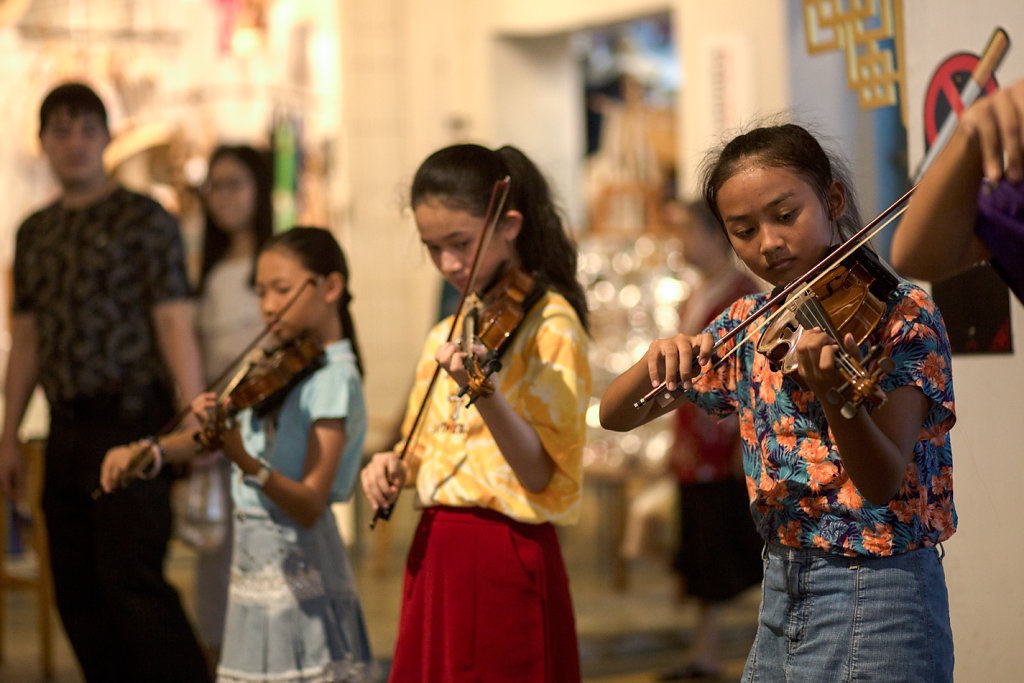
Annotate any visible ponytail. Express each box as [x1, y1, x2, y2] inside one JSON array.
[[337, 286, 364, 379]]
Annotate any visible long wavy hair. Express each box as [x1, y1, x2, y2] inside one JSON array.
[[410, 143, 589, 332]]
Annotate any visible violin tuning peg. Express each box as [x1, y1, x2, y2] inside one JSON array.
[[864, 344, 884, 361], [826, 384, 849, 407], [840, 401, 859, 419]]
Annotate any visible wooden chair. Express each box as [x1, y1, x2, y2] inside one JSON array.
[[0, 439, 54, 678]]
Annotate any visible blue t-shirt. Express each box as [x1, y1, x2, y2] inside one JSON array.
[[233, 339, 367, 510], [683, 282, 957, 557]]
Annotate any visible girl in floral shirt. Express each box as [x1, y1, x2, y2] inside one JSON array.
[[601, 124, 956, 681]]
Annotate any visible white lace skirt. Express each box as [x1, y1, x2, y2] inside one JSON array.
[[216, 507, 376, 683]]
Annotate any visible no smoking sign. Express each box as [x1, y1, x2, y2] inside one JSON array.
[[922, 52, 1000, 151]]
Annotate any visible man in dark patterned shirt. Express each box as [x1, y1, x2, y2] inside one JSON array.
[[0, 83, 210, 681]]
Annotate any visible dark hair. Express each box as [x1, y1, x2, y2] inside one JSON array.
[[39, 82, 108, 134], [410, 143, 589, 332], [699, 123, 863, 242], [663, 196, 724, 241], [196, 145, 274, 295], [261, 226, 364, 378], [682, 199, 720, 237]]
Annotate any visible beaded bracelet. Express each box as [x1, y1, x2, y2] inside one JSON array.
[[137, 437, 165, 480]]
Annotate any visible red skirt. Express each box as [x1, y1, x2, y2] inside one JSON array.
[[389, 506, 581, 682]]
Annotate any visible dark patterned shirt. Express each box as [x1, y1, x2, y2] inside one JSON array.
[[683, 282, 957, 557], [13, 186, 190, 411]]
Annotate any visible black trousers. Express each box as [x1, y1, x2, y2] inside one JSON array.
[[42, 390, 209, 683]]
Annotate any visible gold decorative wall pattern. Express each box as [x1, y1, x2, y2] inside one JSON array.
[[802, 0, 907, 124]]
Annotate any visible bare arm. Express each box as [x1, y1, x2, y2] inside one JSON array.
[[796, 331, 929, 505], [152, 299, 204, 423], [599, 332, 715, 432], [0, 314, 40, 499], [436, 342, 555, 492], [890, 128, 991, 279], [232, 418, 347, 528], [184, 388, 348, 528], [100, 428, 205, 492], [892, 79, 1024, 280]]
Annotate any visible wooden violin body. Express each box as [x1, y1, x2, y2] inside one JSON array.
[[756, 247, 898, 417], [634, 186, 916, 414], [474, 266, 536, 353], [197, 332, 324, 450], [459, 266, 538, 403]]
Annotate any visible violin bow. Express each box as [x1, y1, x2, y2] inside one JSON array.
[[634, 184, 917, 409], [92, 277, 318, 498], [370, 176, 511, 528]]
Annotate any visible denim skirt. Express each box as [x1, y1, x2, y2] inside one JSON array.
[[217, 508, 376, 683], [743, 543, 953, 682]]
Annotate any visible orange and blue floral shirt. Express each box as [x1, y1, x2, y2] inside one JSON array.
[[684, 281, 956, 557]]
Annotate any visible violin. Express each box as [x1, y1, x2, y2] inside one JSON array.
[[98, 333, 324, 493], [92, 278, 321, 498], [459, 265, 538, 403], [196, 332, 325, 450], [633, 185, 916, 415], [755, 247, 898, 418]]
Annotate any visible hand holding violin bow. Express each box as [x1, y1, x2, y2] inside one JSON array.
[[620, 184, 913, 418], [363, 177, 513, 528], [95, 281, 322, 497]]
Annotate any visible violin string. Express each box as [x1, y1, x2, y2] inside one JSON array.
[[795, 298, 863, 379], [801, 300, 857, 374], [716, 202, 909, 374], [635, 195, 911, 409], [372, 178, 511, 529]]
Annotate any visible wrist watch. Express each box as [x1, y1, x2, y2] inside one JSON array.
[[242, 459, 273, 489]]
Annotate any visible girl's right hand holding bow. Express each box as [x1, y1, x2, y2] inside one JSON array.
[[99, 391, 225, 494], [600, 331, 715, 433], [361, 451, 408, 512], [643, 332, 716, 392], [99, 440, 160, 493]]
